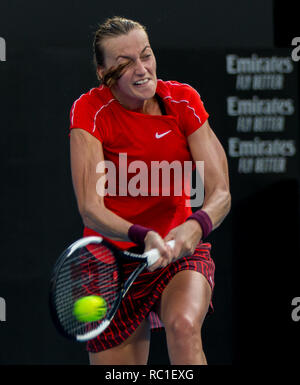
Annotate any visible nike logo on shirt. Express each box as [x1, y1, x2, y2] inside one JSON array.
[[155, 130, 171, 139]]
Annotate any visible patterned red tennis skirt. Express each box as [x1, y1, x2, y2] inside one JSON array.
[[86, 242, 215, 353]]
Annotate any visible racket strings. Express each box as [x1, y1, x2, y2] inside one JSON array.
[[53, 244, 121, 336], [63, 242, 143, 263], [61, 243, 117, 262]]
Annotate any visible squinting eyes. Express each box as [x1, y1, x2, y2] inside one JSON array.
[[118, 54, 152, 64]]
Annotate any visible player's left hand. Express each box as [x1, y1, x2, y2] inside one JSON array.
[[164, 220, 203, 262]]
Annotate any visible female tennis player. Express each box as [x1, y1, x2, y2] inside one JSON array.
[[69, 16, 231, 365]]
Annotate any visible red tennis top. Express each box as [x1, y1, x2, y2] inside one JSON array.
[[69, 79, 209, 249]]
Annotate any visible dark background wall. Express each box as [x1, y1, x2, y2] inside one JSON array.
[[0, 0, 299, 366], [0, 0, 273, 49]]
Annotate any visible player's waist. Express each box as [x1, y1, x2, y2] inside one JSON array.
[[83, 201, 192, 250]]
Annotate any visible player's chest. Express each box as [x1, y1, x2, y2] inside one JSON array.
[[102, 111, 191, 164]]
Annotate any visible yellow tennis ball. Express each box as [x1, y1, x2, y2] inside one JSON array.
[[73, 295, 107, 323]]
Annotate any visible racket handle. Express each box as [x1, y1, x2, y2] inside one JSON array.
[[145, 240, 175, 266]]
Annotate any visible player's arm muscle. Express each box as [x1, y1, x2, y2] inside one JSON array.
[[187, 120, 231, 230], [70, 129, 132, 241]]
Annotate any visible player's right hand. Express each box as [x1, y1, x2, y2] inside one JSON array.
[[144, 231, 173, 271]]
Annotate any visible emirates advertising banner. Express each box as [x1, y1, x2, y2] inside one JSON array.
[[224, 49, 299, 200]]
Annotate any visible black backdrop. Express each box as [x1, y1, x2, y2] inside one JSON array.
[[0, 0, 299, 366]]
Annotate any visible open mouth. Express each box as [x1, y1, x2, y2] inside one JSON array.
[[133, 78, 150, 86]]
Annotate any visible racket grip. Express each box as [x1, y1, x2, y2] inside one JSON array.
[[145, 240, 175, 266]]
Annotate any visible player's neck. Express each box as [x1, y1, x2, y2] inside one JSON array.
[[133, 98, 161, 115], [111, 88, 161, 115]]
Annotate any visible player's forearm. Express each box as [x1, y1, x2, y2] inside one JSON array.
[[80, 201, 133, 241], [201, 187, 231, 230]]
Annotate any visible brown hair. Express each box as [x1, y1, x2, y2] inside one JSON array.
[[93, 16, 148, 87]]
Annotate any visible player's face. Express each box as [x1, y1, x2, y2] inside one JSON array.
[[100, 28, 157, 110]]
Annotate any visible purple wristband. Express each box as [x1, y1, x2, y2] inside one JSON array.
[[186, 210, 213, 239], [128, 224, 153, 246]]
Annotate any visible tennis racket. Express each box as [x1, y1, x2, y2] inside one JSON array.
[[49, 236, 175, 342]]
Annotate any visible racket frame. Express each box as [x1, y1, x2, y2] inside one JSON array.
[[49, 236, 173, 342]]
